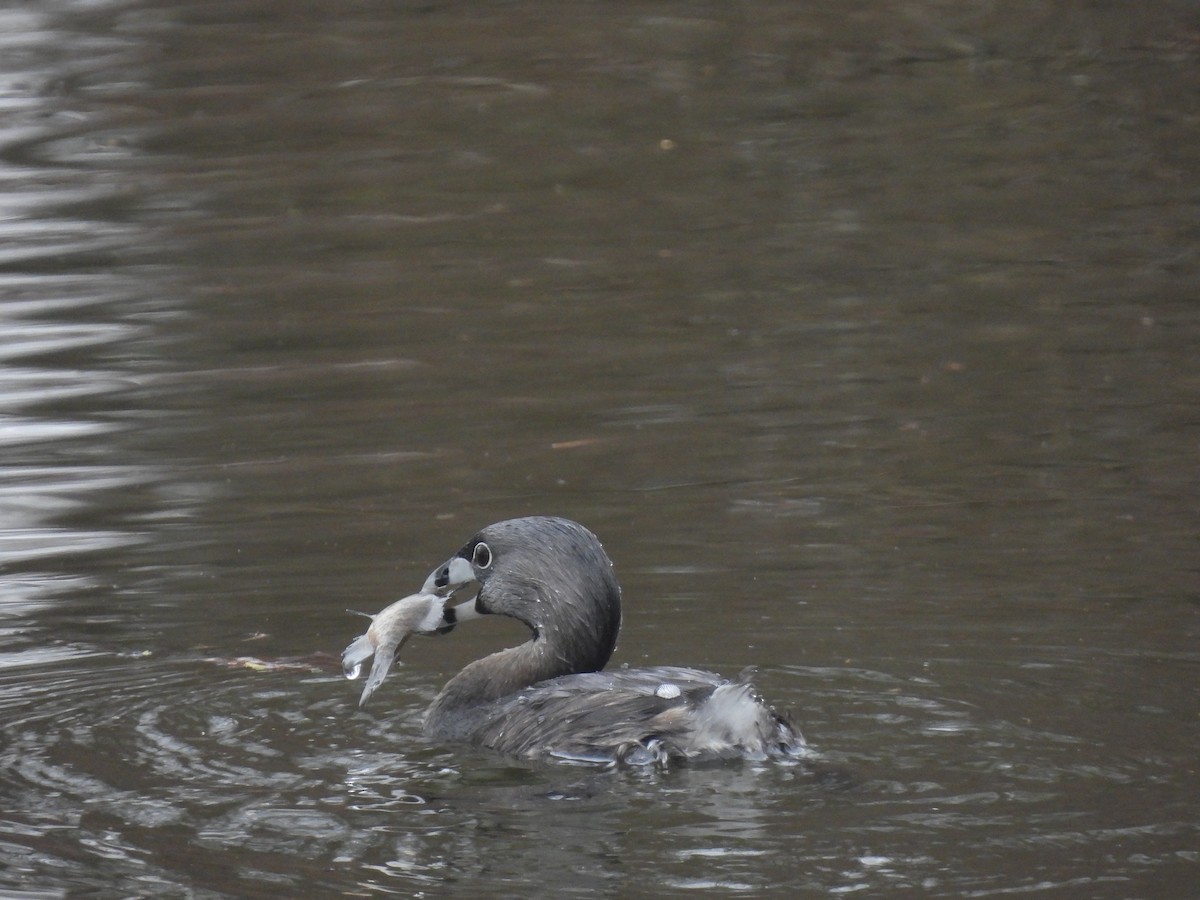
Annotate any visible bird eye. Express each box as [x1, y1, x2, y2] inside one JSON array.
[[472, 541, 492, 569]]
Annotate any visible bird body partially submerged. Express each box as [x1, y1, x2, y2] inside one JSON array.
[[343, 516, 808, 766], [425, 665, 804, 766]]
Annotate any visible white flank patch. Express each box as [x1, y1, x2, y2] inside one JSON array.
[[688, 682, 766, 754]]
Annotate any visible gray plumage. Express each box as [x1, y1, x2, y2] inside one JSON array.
[[430, 665, 804, 766], [351, 516, 807, 766]]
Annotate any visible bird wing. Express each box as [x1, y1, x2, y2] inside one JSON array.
[[460, 666, 733, 762]]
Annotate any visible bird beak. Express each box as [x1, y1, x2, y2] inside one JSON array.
[[422, 556, 475, 595], [422, 556, 484, 628]]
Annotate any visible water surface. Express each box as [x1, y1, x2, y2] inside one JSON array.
[[1, 1, 1197, 896]]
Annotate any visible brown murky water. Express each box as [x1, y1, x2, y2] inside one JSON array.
[[1, 1, 1198, 896]]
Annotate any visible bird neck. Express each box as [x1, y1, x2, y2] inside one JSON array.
[[425, 578, 621, 739], [425, 637, 565, 735]]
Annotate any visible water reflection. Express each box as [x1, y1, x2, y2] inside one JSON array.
[[0, 25, 184, 874], [0, 281, 167, 667], [0, 0, 163, 611]]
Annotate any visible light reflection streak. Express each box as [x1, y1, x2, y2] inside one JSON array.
[[0, 6, 168, 623]]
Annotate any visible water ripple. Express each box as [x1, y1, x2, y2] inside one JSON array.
[[0, 651, 458, 893]]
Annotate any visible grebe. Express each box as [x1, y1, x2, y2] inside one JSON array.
[[343, 516, 807, 766]]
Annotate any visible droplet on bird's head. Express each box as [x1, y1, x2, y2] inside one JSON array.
[[655, 683, 681, 700]]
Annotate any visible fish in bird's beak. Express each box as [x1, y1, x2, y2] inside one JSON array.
[[344, 549, 491, 708], [343, 569, 486, 707], [342, 592, 447, 707]]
